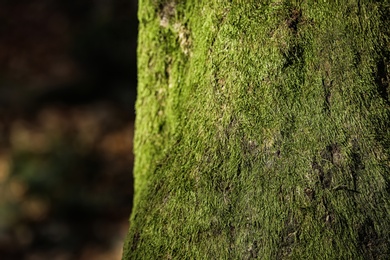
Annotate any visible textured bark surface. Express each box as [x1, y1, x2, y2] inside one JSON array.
[[123, 0, 390, 259]]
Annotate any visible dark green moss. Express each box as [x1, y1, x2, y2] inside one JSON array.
[[123, 1, 390, 259]]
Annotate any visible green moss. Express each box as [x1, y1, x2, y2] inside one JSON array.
[[123, 0, 390, 259]]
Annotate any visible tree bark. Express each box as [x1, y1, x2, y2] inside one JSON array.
[[123, 0, 390, 259]]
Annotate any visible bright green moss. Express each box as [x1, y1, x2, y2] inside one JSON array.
[[123, 0, 390, 259]]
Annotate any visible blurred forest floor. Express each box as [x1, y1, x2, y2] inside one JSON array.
[[0, 0, 138, 259]]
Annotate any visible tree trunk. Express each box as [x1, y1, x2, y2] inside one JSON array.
[[123, 1, 389, 259]]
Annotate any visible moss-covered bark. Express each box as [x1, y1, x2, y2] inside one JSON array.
[[123, 0, 390, 259]]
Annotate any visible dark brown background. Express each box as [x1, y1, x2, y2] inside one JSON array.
[[0, 0, 138, 259]]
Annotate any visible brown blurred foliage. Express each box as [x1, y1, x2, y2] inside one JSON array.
[[0, 0, 137, 259]]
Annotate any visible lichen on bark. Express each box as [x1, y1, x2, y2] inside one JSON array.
[[123, 1, 390, 259]]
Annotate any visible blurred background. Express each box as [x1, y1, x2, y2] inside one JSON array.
[[0, 0, 138, 259]]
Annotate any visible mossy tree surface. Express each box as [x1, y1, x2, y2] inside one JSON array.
[[123, 0, 390, 259]]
